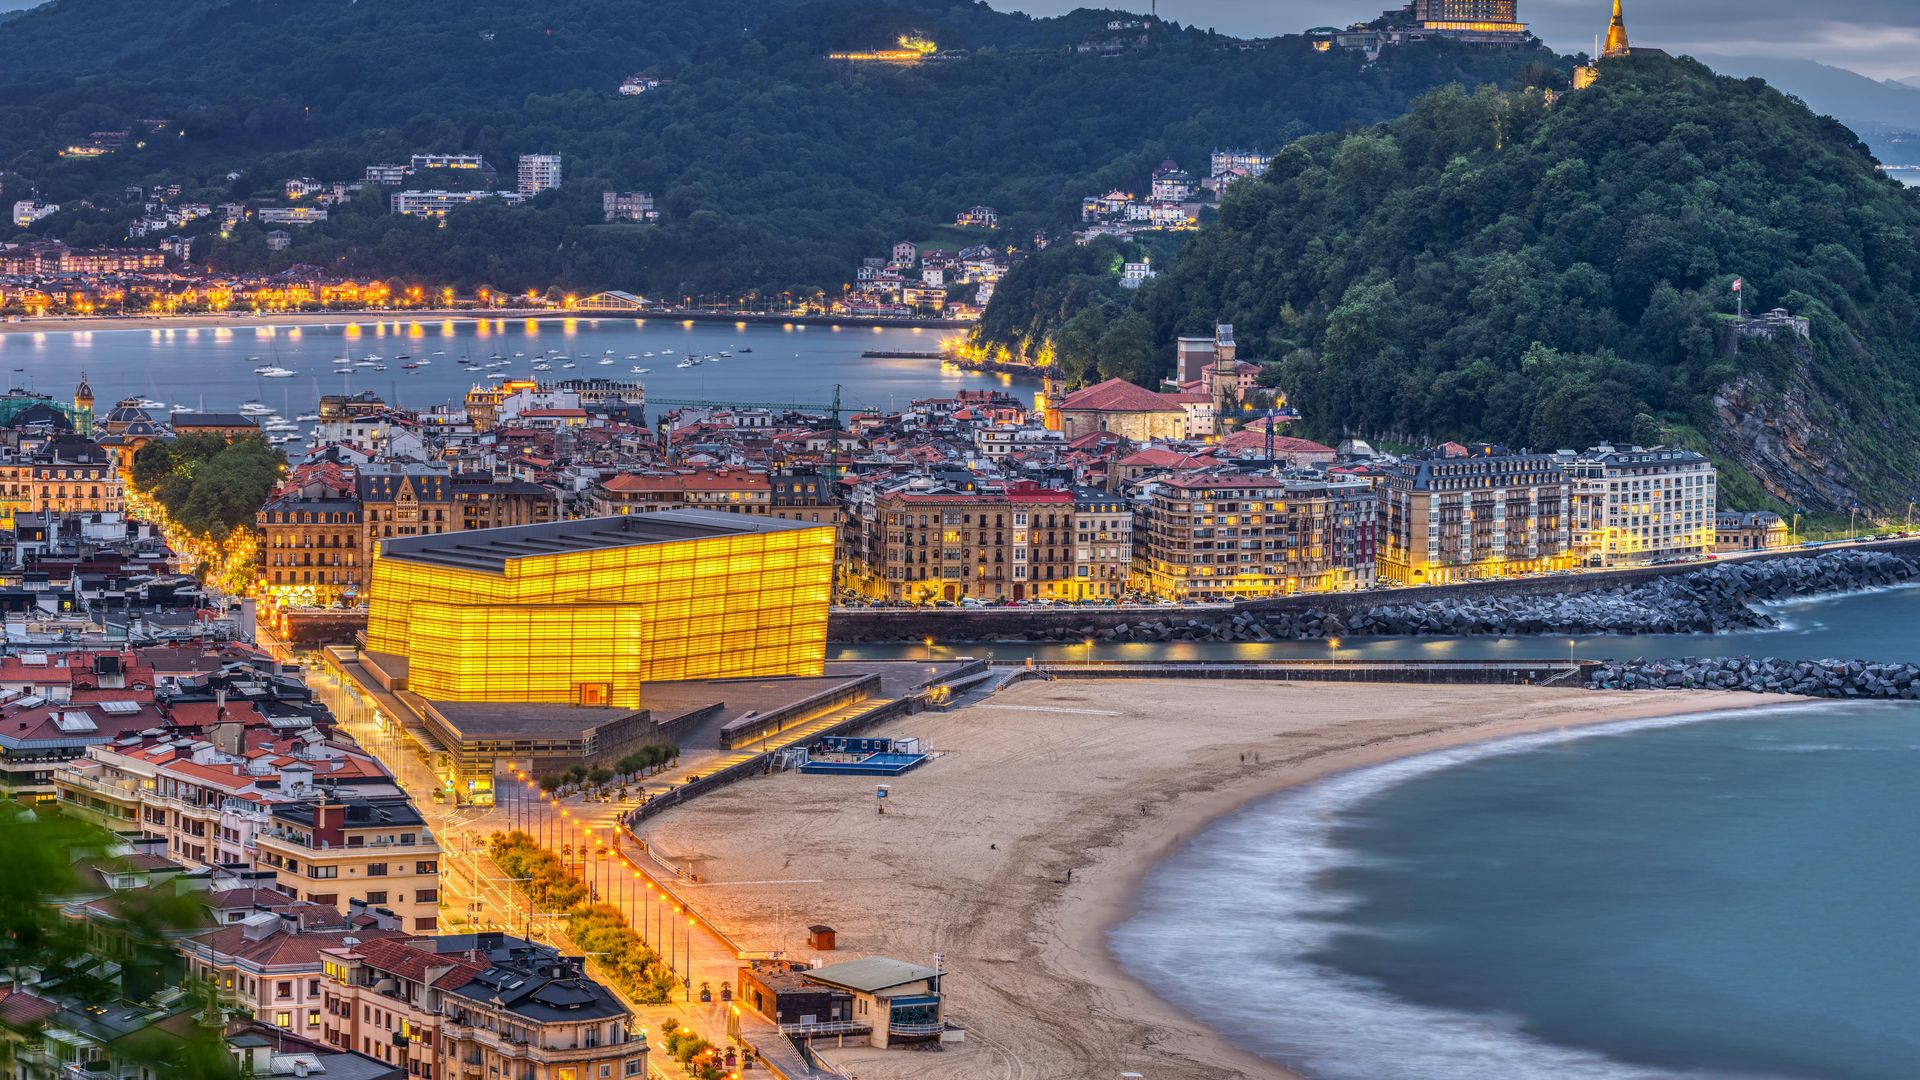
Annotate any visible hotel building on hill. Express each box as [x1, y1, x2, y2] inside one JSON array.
[[362, 511, 834, 707]]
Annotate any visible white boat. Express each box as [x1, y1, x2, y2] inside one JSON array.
[[676, 359, 695, 369], [332, 357, 354, 365], [258, 366, 296, 378], [239, 402, 274, 415], [560, 361, 577, 369], [268, 433, 298, 444], [136, 398, 165, 409], [294, 413, 320, 422], [598, 359, 614, 365], [642, 352, 654, 357], [630, 367, 650, 374], [416, 358, 431, 365], [264, 421, 299, 432]]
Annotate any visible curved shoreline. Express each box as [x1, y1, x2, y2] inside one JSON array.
[[1060, 690, 1802, 1080], [636, 683, 1802, 1079]]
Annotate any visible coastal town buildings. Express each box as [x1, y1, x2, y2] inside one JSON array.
[[1562, 444, 1717, 567], [320, 934, 643, 1080], [1379, 444, 1575, 585], [1716, 510, 1789, 552], [1134, 471, 1378, 599]]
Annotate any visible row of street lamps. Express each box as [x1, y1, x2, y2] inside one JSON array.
[[499, 766, 699, 1002]]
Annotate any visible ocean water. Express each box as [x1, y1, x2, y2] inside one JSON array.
[[1114, 702, 1920, 1079], [0, 316, 1033, 419]]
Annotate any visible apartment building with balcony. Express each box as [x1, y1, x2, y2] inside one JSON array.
[[842, 477, 1059, 604], [1133, 471, 1377, 599], [181, 902, 413, 1035], [1068, 487, 1133, 600], [261, 496, 364, 605], [1559, 445, 1718, 567], [255, 799, 441, 932], [320, 934, 644, 1080], [1379, 444, 1574, 585]]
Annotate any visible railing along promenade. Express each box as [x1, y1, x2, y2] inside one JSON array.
[[1003, 657, 1596, 686]]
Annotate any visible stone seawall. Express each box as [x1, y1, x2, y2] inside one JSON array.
[[830, 545, 1920, 644], [1591, 656, 1920, 699]]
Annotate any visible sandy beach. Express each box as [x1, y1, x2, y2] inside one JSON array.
[[639, 679, 1778, 1080]]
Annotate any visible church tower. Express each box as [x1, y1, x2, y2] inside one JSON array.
[[73, 371, 94, 435], [1602, 0, 1630, 58]]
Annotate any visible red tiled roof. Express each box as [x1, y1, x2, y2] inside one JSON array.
[[190, 918, 410, 969], [1218, 431, 1335, 455], [0, 991, 60, 1027], [1117, 448, 1216, 470], [1056, 378, 1183, 414], [349, 937, 488, 988]]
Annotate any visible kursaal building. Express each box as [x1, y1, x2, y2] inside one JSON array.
[[363, 511, 834, 707]]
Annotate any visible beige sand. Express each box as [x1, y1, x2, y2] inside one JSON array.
[[641, 680, 1781, 1080]]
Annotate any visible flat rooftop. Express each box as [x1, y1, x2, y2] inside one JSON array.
[[377, 509, 825, 573]]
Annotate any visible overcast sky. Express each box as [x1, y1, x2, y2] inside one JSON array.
[[1008, 0, 1920, 80]]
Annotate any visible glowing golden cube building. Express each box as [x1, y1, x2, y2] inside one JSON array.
[[362, 511, 834, 707]]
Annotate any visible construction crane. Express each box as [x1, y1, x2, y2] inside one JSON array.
[[1212, 404, 1300, 465], [642, 383, 881, 481]]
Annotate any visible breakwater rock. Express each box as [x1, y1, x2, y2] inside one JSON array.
[[1026, 550, 1917, 645], [1590, 656, 1920, 698]]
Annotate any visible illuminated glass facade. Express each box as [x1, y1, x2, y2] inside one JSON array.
[[363, 512, 834, 706]]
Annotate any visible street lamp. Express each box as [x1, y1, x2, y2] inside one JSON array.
[[1083, 638, 1094, 666], [923, 636, 934, 662], [685, 916, 697, 1002]]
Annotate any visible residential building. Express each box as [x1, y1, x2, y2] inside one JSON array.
[[1134, 471, 1377, 599], [1069, 487, 1134, 600], [260, 496, 364, 605], [320, 935, 644, 1080], [266, 230, 291, 252], [258, 207, 330, 226], [389, 190, 527, 217], [601, 191, 658, 223], [1379, 444, 1574, 585], [954, 205, 998, 228], [12, 199, 58, 227], [181, 903, 412, 1034], [364, 163, 410, 186], [255, 799, 441, 932], [1716, 510, 1789, 553], [517, 153, 562, 196], [409, 154, 485, 171], [1562, 445, 1717, 567]]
